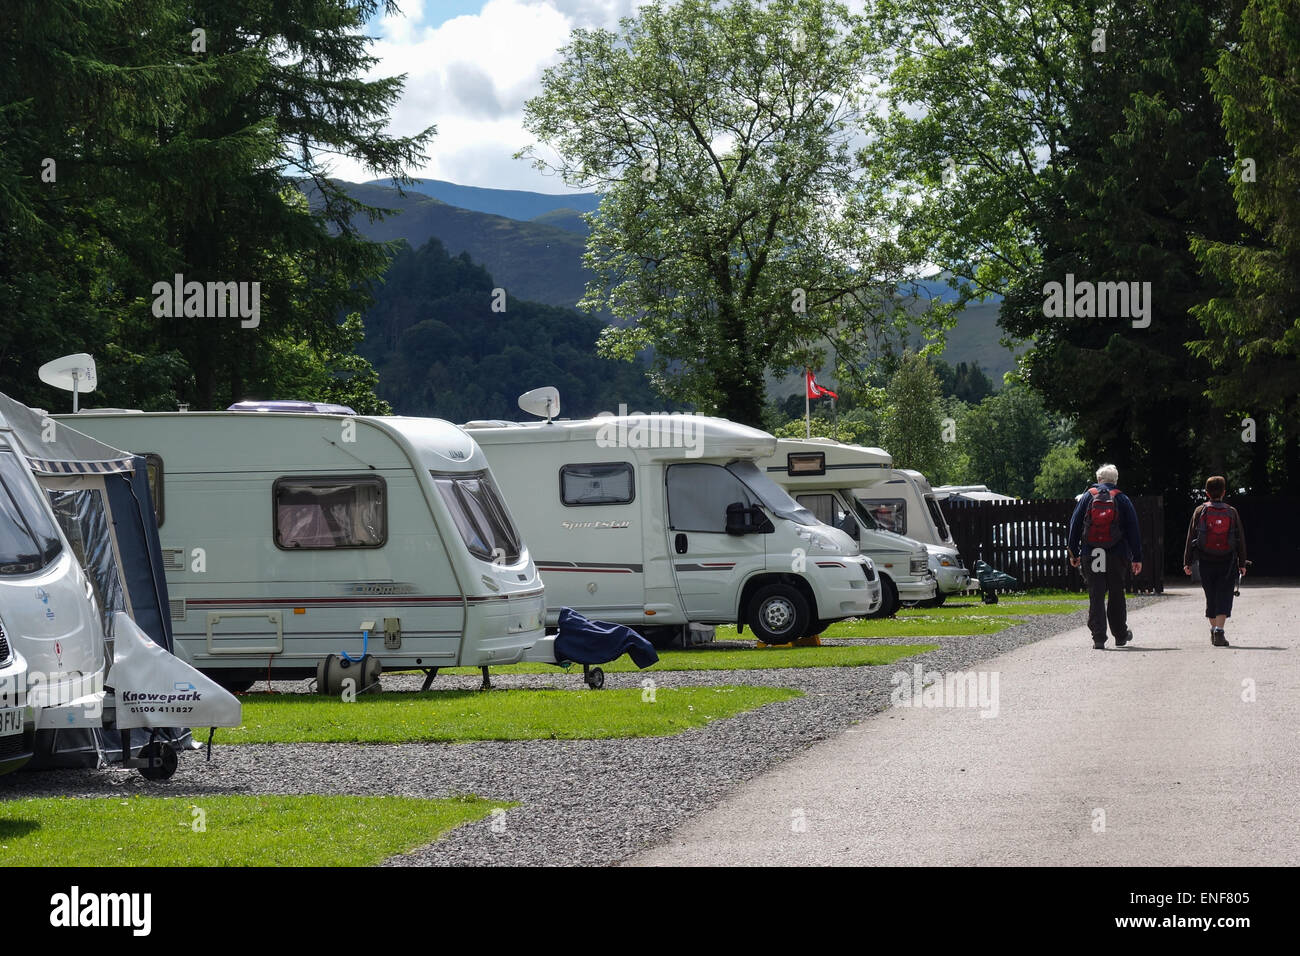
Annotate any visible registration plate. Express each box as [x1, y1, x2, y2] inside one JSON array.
[[0, 708, 23, 737]]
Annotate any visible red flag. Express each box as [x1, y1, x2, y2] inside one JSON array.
[[806, 370, 838, 400]]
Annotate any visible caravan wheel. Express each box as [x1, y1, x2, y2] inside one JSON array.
[[137, 741, 178, 781], [747, 584, 809, 644], [866, 576, 899, 619]]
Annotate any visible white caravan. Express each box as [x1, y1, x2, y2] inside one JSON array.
[[62, 410, 548, 689], [758, 439, 936, 616], [2, 392, 240, 778], [932, 484, 1016, 502], [854, 469, 970, 602], [463, 403, 882, 645]]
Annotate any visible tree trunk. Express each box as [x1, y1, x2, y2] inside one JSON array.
[[712, 298, 766, 427]]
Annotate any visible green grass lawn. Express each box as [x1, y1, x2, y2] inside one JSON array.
[[1003, 589, 1089, 600], [902, 601, 1084, 617], [0, 794, 503, 866], [426, 642, 934, 675], [206, 686, 801, 744], [817, 617, 1011, 637]]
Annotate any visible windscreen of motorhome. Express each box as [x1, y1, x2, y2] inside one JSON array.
[[432, 472, 521, 563], [925, 495, 952, 542], [727, 461, 818, 525], [0, 445, 63, 574], [859, 498, 905, 535], [667, 461, 818, 532], [274, 476, 386, 549]]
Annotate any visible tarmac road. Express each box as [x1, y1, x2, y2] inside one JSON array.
[[630, 584, 1300, 866]]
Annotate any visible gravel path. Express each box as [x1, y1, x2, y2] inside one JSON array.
[[0, 598, 1157, 865]]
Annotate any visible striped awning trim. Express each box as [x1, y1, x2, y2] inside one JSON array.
[[23, 455, 136, 476]]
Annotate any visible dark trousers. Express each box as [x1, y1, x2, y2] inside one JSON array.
[[1082, 544, 1128, 640], [1198, 556, 1237, 619]]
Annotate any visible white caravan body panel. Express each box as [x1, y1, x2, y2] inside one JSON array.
[[465, 415, 881, 636], [61, 411, 545, 675], [760, 439, 936, 603], [853, 469, 970, 594]]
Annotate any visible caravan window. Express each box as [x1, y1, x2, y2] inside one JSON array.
[[560, 462, 634, 506], [274, 476, 386, 549], [143, 453, 164, 527], [0, 446, 62, 574], [433, 471, 522, 564]]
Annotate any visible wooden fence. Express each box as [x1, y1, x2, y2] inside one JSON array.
[[942, 495, 1165, 593]]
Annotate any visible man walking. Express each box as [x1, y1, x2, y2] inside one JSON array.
[[1068, 464, 1143, 649]]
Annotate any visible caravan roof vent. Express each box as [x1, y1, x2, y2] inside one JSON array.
[[227, 400, 357, 415]]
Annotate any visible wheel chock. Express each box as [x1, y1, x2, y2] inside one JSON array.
[[755, 635, 822, 648]]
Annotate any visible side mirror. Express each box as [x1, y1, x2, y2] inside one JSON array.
[[725, 502, 772, 535]]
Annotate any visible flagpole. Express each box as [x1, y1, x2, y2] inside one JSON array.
[[804, 367, 811, 438]]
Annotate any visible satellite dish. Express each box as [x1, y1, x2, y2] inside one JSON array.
[[38, 353, 97, 412], [518, 386, 560, 423]]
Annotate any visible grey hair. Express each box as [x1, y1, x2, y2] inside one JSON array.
[[1096, 463, 1119, 484]]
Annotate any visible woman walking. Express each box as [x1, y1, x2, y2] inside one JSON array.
[[1182, 476, 1248, 647]]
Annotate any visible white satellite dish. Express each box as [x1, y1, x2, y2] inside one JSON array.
[[38, 353, 97, 412], [518, 386, 560, 423]]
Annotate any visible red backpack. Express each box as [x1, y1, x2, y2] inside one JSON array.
[[1083, 486, 1123, 547], [1196, 501, 1235, 557]]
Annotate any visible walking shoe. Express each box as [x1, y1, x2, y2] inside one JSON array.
[[1116, 628, 1132, 647], [1093, 638, 1106, 649], [1212, 627, 1230, 647]]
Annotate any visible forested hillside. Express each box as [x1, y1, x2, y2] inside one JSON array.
[[359, 238, 658, 421], [329, 182, 592, 309]]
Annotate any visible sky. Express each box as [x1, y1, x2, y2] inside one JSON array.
[[337, 0, 644, 193]]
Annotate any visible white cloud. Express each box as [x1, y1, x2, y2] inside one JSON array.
[[329, 0, 637, 191]]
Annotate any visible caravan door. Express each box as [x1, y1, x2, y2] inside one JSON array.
[[664, 462, 765, 621]]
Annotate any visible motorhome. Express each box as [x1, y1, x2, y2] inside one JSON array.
[[2, 391, 239, 777], [854, 469, 970, 602], [932, 484, 1016, 503], [758, 439, 936, 617], [62, 409, 549, 690], [463, 396, 882, 646]]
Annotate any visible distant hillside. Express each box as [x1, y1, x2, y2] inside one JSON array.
[[333, 181, 1020, 396], [530, 208, 590, 235], [364, 177, 601, 221], [359, 237, 658, 422], [334, 181, 592, 310], [767, 281, 1023, 399], [906, 280, 1023, 384]]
